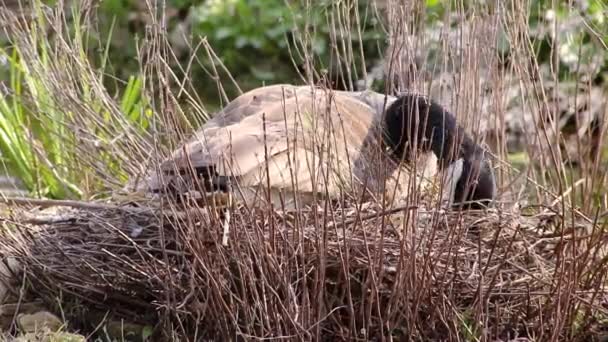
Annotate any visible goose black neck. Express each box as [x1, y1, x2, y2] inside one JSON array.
[[383, 93, 497, 209], [383, 93, 479, 167]]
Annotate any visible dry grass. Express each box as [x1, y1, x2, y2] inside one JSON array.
[[0, 0, 608, 341], [1, 197, 607, 340]]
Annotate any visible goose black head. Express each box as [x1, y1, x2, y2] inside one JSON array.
[[382, 93, 496, 209]]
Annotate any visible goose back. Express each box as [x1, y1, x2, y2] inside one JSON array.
[[137, 84, 438, 208]]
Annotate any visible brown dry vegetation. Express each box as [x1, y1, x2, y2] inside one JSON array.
[[0, 0, 607, 341]]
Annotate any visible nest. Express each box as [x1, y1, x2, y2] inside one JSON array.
[[1, 198, 607, 341]]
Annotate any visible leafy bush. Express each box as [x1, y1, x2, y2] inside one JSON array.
[[189, 0, 386, 97], [192, 0, 300, 80]]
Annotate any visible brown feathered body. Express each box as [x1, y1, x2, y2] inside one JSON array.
[[135, 84, 438, 208]]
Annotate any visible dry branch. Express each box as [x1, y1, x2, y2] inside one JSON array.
[[1, 199, 606, 340]]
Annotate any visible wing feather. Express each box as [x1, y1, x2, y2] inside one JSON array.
[[134, 84, 431, 206]]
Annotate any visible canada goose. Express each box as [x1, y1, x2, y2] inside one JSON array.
[[135, 84, 495, 210], [383, 93, 496, 209]]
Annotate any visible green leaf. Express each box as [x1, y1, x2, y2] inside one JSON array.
[[141, 325, 154, 340], [426, 0, 440, 7]]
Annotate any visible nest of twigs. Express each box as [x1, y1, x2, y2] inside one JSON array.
[[1, 198, 608, 341]]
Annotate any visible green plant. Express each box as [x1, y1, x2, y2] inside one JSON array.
[[0, 2, 153, 199], [525, 0, 608, 83], [0, 43, 82, 199], [189, 0, 386, 93]]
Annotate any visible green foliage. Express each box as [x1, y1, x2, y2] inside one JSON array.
[[191, 0, 300, 83], [121, 75, 153, 133], [99, 0, 131, 20], [415, 0, 608, 83], [456, 309, 482, 342], [141, 325, 154, 340], [169, 0, 385, 102], [0, 3, 152, 199], [73, 0, 386, 102], [0, 45, 82, 199], [194, 0, 294, 54], [518, 0, 607, 82]]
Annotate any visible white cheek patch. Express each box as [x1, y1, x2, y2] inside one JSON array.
[[441, 158, 464, 206], [416, 151, 439, 181]]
